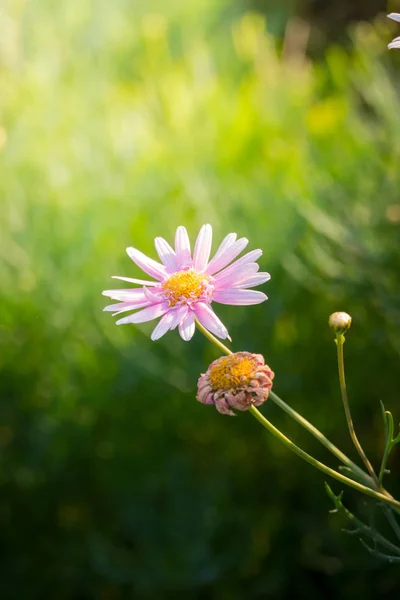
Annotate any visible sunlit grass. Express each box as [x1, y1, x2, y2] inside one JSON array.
[[1, 1, 400, 595]]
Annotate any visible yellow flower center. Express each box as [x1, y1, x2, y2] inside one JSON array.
[[162, 270, 210, 306], [208, 354, 257, 391]]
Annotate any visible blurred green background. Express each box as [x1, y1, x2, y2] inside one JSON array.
[[1, 0, 400, 598]]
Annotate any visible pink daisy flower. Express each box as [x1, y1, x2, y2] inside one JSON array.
[[388, 13, 400, 49], [102, 224, 270, 342]]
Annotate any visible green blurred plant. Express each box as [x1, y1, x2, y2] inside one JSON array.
[[326, 315, 400, 560], [195, 313, 400, 562], [326, 485, 400, 564], [1, 0, 400, 596], [379, 402, 400, 488]]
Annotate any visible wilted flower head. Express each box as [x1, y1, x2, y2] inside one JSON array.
[[388, 13, 400, 49], [197, 352, 274, 416], [103, 225, 270, 342]]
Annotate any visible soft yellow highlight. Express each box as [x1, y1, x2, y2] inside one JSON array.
[[162, 270, 209, 306], [208, 355, 257, 391]]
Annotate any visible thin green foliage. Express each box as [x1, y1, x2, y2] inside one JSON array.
[[379, 401, 400, 486], [0, 1, 400, 596]]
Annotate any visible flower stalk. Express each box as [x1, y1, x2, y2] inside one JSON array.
[[196, 321, 400, 512], [268, 390, 374, 488], [248, 405, 400, 510], [195, 317, 233, 355], [335, 332, 379, 487]]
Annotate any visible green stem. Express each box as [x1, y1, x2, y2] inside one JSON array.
[[194, 321, 400, 510], [269, 390, 374, 488], [360, 544, 400, 563], [379, 442, 392, 488], [382, 505, 400, 542], [248, 405, 400, 511], [326, 484, 400, 556], [336, 335, 379, 486], [195, 318, 233, 355], [195, 319, 370, 483]]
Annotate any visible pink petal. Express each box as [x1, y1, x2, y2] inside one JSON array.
[[116, 302, 169, 325], [126, 247, 167, 281], [213, 232, 237, 253], [154, 237, 178, 271], [197, 385, 213, 404], [214, 263, 259, 289], [194, 302, 229, 340], [236, 272, 271, 289], [170, 305, 188, 329], [389, 37, 400, 49], [112, 303, 150, 316], [102, 289, 148, 301], [205, 237, 248, 275], [203, 393, 215, 405], [178, 310, 195, 341], [103, 300, 150, 314], [214, 249, 262, 281], [213, 289, 267, 305], [151, 310, 176, 341], [174, 226, 191, 267], [215, 397, 236, 416], [143, 286, 163, 303], [112, 276, 158, 286], [193, 224, 212, 272], [205, 232, 236, 270], [388, 13, 400, 23]]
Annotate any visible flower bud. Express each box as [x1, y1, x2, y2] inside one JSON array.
[[328, 312, 352, 335], [197, 352, 274, 416]]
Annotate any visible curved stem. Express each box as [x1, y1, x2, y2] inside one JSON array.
[[195, 318, 233, 355], [326, 484, 400, 556], [382, 505, 400, 542], [194, 321, 400, 510], [269, 390, 374, 488], [195, 320, 370, 482], [336, 335, 379, 486], [379, 441, 392, 488], [248, 406, 400, 511]]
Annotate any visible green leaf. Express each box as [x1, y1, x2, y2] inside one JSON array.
[[380, 401, 388, 441], [325, 482, 342, 505], [380, 402, 395, 444], [360, 540, 400, 563], [325, 484, 400, 559], [393, 425, 400, 445], [386, 410, 394, 443]]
